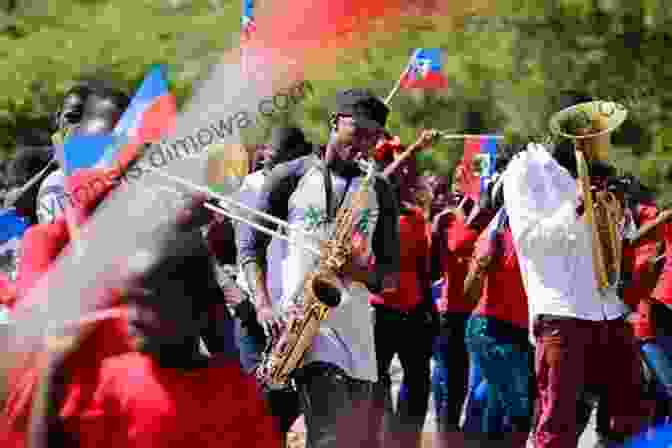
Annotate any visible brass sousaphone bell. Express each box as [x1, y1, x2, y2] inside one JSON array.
[[549, 101, 628, 292]]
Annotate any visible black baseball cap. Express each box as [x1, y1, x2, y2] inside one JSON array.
[[333, 89, 389, 131]]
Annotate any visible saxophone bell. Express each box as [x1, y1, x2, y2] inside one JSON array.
[[310, 274, 343, 308]]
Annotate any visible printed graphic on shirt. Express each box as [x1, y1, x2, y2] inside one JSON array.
[[302, 204, 330, 233]]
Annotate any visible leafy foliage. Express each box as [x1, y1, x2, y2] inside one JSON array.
[[2, 0, 672, 202]]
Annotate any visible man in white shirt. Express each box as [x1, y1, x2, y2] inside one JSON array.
[[502, 94, 644, 448]]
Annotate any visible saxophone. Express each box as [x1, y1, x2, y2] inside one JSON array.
[[256, 162, 376, 388]]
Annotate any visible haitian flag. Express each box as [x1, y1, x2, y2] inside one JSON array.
[[399, 48, 449, 89], [241, 0, 256, 42], [458, 135, 499, 202], [61, 65, 176, 175], [98, 64, 176, 169], [0, 208, 29, 281]]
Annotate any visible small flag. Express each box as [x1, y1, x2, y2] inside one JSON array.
[[61, 66, 176, 176], [98, 64, 176, 168], [399, 49, 449, 89], [0, 209, 30, 281], [458, 135, 499, 202], [241, 0, 256, 42], [63, 135, 119, 176]]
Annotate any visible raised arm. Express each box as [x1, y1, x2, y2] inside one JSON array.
[[369, 176, 401, 293]]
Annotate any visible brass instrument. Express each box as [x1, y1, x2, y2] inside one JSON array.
[[256, 162, 377, 388], [144, 151, 376, 387], [549, 101, 628, 292]]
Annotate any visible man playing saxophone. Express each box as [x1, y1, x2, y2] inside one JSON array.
[[237, 89, 400, 448]]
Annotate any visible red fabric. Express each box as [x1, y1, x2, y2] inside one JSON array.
[[399, 70, 448, 89], [65, 167, 122, 228], [435, 212, 480, 314], [70, 352, 280, 448], [2, 312, 132, 448], [653, 221, 672, 305], [11, 219, 69, 311], [2, 190, 133, 447], [473, 228, 528, 330], [0, 272, 16, 307], [370, 208, 428, 312], [621, 204, 659, 339]]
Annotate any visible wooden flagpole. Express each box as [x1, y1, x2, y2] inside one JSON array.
[[384, 49, 421, 106]]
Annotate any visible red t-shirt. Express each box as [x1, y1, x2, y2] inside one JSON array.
[[1, 219, 133, 448], [370, 208, 428, 312], [621, 203, 659, 339], [0, 272, 15, 307], [473, 227, 529, 330], [653, 221, 672, 306], [70, 352, 280, 448], [434, 212, 480, 314]]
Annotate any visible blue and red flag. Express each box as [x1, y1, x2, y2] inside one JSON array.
[[458, 135, 499, 202], [61, 65, 176, 175], [0, 208, 30, 281], [399, 48, 449, 89], [241, 0, 256, 42]]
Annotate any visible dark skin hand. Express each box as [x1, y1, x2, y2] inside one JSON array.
[[630, 209, 672, 245]]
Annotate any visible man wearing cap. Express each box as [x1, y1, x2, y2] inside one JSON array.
[[237, 89, 400, 448]]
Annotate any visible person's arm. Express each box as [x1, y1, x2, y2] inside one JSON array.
[[416, 212, 434, 312], [15, 221, 69, 307], [368, 176, 401, 293], [430, 210, 451, 283], [236, 157, 308, 325], [631, 209, 672, 245]]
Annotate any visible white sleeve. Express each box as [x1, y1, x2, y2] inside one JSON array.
[[503, 144, 580, 249]]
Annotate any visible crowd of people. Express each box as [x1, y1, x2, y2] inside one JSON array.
[[0, 79, 671, 448]]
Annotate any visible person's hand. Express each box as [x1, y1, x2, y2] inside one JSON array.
[[407, 129, 440, 155], [659, 209, 672, 223], [256, 303, 284, 342], [175, 192, 211, 231]]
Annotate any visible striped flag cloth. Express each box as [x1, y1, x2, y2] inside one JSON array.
[[458, 135, 499, 203]]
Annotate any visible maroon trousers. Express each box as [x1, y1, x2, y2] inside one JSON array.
[[533, 315, 645, 448]]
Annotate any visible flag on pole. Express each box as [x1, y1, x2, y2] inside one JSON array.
[[242, 0, 256, 42], [458, 135, 499, 202], [241, 0, 256, 76], [0, 209, 30, 281], [98, 64, 176, 169], [399, 48, 449, 89]]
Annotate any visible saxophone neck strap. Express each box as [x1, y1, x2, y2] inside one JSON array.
[[321, 162, 353, 222]]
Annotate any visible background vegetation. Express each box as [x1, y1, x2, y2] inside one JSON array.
[[1, 0, 672, 202]]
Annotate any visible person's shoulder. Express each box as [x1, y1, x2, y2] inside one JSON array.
[[267, 154, 315, 181], [24, 219, 69, 243]]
